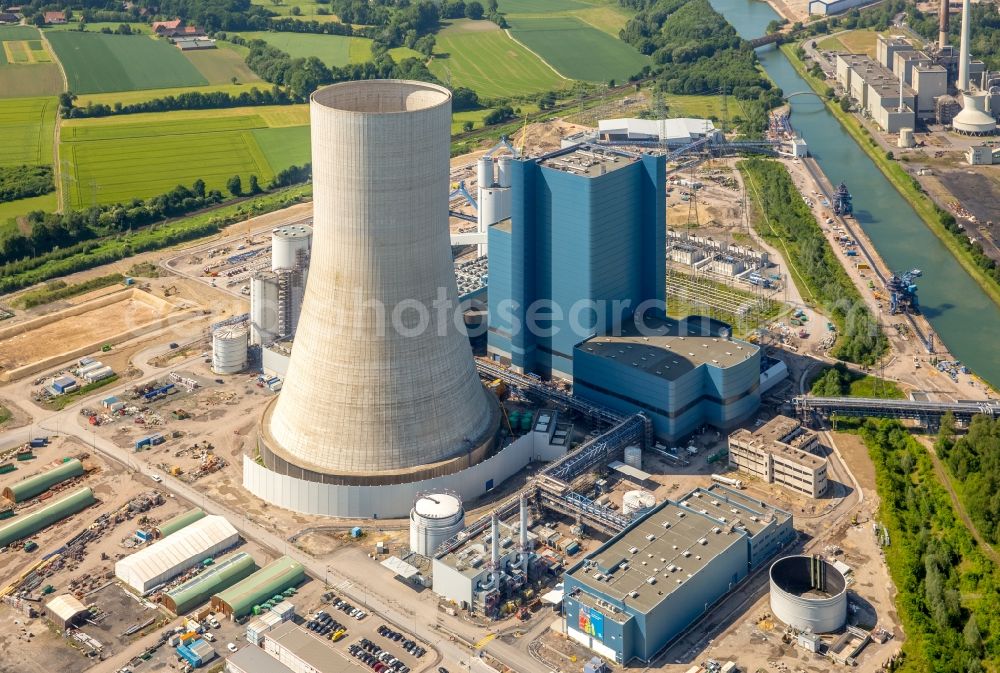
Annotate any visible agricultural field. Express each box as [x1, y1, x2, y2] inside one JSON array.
[[0, 97, 57, 167], [817, 29, 887, 57], [499, 0, 633, 36], [0, 193, 57, 229], [44, 22, 152, 33], [60, 107, 310, 208], [74, 82, 258, 108], [236, 31, 373, 67], [428, 20, 567, 98], [388, 46, 423, 61], [184, 47, 262, 84], [252, 126, 311, 170], [0, 26, 64, 97], [507, 15, 648, 82], [46, 30, 207, 93], [249, 0, 341, 21]]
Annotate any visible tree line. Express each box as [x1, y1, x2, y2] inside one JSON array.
[[0, 165, 54, 204], [618, 0, 783, 125], [860, 418, 999, 673], [739, 158, 887, 365], [60, 86, 293, 118]]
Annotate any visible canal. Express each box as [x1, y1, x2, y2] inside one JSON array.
[[708, 0, 1000, 387]]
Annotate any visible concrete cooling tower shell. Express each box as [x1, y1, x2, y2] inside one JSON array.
[[259, 80, 499, 486], [770, 555, 848, 633]]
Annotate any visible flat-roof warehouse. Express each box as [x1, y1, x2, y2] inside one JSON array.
[[562, 485, 793, 663]]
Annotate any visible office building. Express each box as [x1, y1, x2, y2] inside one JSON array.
[[487, 144, 665, 379], [728, 416, 828, 498], [562, 484, 793, 663]]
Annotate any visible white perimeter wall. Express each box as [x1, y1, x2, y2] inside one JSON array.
[[243, 431, 558, 519]]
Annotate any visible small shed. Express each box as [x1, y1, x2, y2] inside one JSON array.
[[46, 594, 88, 629]]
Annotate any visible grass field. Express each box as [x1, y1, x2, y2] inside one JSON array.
[[184, 47, 262, 84], [429, 20, 567, 98], [74, 82, 261, 107], [0, 193, 57, 229], [0, 26, 64, 97], [249, 0, 340, 20], [0, 97, 56, 167], [252, 126, 311, 170], [388, 46, 423, 61], [817, 29, 881, 56], [236, 31, 373, 67], [60, 107, 311, 208], [44, 22, 151, 34], [46, 30, 208, 93], [507, 16, 647, 82], [501, 0, 633, 36]]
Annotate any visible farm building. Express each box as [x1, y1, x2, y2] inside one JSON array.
[[43, 10, 66, 23], [115, 515, 240, 593], [162, 551, 258, 614], [0, 487, 95, 548], [211, 555, 304, 618], [45, 594, 89, 629], [174, 38, 216, 50], [155, 507, 206, 538], [2, 458, 84, 503]]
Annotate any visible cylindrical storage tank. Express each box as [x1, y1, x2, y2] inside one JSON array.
[[271, 224, 313, 271], [479, 188, 501, 227], [769, 555, 848, 633], [250, 271, 281, 346], [212, 326, 248, 375], [897, 128, 914, 148], [621, 490, 656, 517], [409, 493, 465, 557], [496, 156, 512, 188], [477, 156, 494, 188], [624, 445, 642, 470]]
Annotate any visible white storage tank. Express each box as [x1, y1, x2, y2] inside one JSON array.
[[477, 156, 494, 188], [624, 445, 642, 470], [409, 493, 465, 557], [496, 156, 512, 188], [897, 127, 914, 148], [621, 490, 656, 517], [271, 224, 312, 271], [212, 326, 248, 375], [769, 555, 848, 633]]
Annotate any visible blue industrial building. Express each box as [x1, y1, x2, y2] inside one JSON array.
[[562, 485, 793, 664], [572, 316, 761, 442], [487, 145, 665, 379]]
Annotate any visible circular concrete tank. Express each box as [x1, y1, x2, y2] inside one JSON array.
[[271, 224, 312, 271], [409, 493, 465, 557], [621, 490, 656, 517], [212, 326, 248, 375], [769, 555, 848, 633]]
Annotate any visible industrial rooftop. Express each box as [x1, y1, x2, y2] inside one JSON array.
[[537, 145, 640, 177], [734, 416, 825, 469], [436, 518, 534, 579], [577, 318, 759, 381], [568, 485, 789, 614], [263, 622, 358, 673]]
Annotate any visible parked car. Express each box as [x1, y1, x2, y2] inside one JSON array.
[[227, 643, 238, 653]]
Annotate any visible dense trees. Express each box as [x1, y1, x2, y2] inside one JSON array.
[[269, 163, 311, 189], [618, 0, 782, 118], [739, 159, 886, 365], [0, 165, 54, 203], [861, 418, 1000, 672], [64, 86, 293, 118], [938, 415, 1000, 544]]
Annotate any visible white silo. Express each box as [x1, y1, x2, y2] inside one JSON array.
[[257, 80, 499, 492], [212, 325, 248, 374], [409, 493, 465, 557], [621, 490, 656, 517], [271, 224, 312, 272], [496, 156, 512, 188], [477, 156, 494, 188]]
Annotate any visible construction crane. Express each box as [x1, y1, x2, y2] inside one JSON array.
[[517, 115, 530, 157]]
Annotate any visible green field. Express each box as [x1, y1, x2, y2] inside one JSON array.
[[44, 22, 151, 33], [0, 193, 56, 229], [60, 108, 311, 208], [499, 0, 591, 11], [249, 0, 341, 21], [817, 29, 881, 57], [236, 31, 373, 67], [252, 126, 311, 171], [0, 97, 57, 167], [74, 82, 263, 108], [46, 31, 208, 93], [184, 47, 262, 84], [507, 16, 647, 82], [0, 26, 64, 97], [429, 20, 566, 98]]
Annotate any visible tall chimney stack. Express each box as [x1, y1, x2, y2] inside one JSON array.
[[518, 493, 529, 552], [938, 0, 949, 50], [491, 513, 500, 568], [958, 0, 971, 91]]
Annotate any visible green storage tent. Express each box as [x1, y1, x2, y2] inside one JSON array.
[[163, 551, 257, 614], [2, 459, 84, 503], [211, 556, 304, 617], [155, 507, 206, 538], [0, 487, 95, 547]]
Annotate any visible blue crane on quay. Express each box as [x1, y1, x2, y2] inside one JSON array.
[[886, 271, 919, 315]]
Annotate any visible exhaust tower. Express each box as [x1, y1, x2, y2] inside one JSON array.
[[256, 80, 499, 490]]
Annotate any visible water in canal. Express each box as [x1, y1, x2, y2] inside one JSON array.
[[708, 0, 1000, 387]]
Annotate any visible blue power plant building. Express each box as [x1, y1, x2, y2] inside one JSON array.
[[562, 484, 794, 664], [573, 316, 762, 441], [487, 145, 666, 379]]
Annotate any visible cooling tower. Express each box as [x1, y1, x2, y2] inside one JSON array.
[[258, 80, 499, 486]]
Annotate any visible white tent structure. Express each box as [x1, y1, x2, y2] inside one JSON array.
[[115, 515, 239, 593]]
